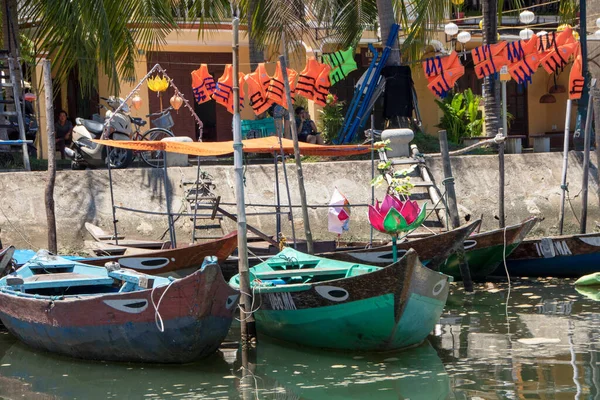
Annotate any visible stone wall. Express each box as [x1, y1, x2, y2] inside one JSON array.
[[0, 151, 598, 252]]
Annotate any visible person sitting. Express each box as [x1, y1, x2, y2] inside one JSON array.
[[54, 110, 73, 160], [294, 107, 324, 144]]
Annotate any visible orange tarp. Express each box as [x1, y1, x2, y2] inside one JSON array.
[[93, 136, 377, 157]]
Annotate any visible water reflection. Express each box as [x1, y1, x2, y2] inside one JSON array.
[[0, 277, 598, 399]]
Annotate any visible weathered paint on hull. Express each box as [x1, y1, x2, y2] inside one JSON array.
[[0, 314, 232, 363], [254, 292, 445, 351], [503, 253, 600, 278], [442, 244, 520, 279]]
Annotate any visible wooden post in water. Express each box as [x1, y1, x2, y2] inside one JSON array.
[[580, 79, 596, 234], [279, 54, 314, 254], [558, 99, 572, 235], [498, 128, 506, 229], [232, 17, 255, 344], [439, 130, 473, 292], [43, 59, 57, 254]]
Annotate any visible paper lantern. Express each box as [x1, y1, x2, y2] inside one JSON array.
[[536, 30, 548, 36], [596, 17, 600, 28], [451, 0, 464, 5], [170, 94, 183, 110], [131, 94, 142, 110], [444, 23, 459, 36], [519, 10, 535, 24], [596, 30, 600, 39], [519, 28, 534, 40], [457, 31, 471, 44], [479, 20, 483, 30], [148, 76, 168, 92]]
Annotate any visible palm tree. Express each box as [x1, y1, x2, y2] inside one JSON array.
[[481, 0, 501, 136]]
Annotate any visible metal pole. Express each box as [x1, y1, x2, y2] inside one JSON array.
[[580, 83, 595, 234], [501, 80, 508, 139], [439, 129, 473, 292], [558, 99, 572, 235], [279, 54, 314, 254], [498, 127, 506, 229], [232, 16, 255, 345], [273, 153, 282, 240], [370, 114, 375, 247], [162, 151, 176, 248]]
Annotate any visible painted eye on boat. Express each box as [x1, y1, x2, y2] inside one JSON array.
[[226, 294, 240, 309], [103, 299, 149, 314], [463, 240, 477, 250], [432, 280, 447, 296], [315, 286, 349, 302]]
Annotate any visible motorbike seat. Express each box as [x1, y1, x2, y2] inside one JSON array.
[[131, 117, 147, 127], [78, 119, 105, 137]]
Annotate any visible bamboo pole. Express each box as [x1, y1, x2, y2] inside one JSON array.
[[558, 99, 572, 235], [498, 128, 506, 229], [279, 54, 313, 254], [43, 59, 57, 253], [580, 79, 596, 234], [232, 17, 255, 345], [439, 130, 473, 292], [162, 152, 176, 248]]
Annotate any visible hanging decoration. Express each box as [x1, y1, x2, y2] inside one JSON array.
[[131, 93, 143, 110], [147, 76, 169, 93], [191, 64, 216, 104], [323, 47, 358, 85], [519, 28, 534, 40], [422, 51, 465, 98], [328, 188, 351, 235], [456, 31, 471, 59], [444, 23, 459, 36], [245, 63, 273, 116], [519, 10, 535, 24], [170, 93, 183, 111]]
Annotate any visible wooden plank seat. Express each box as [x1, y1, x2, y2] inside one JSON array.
[[28, 262, 77, 270], [253, 268, 349, 279], [17, 273, 114, 290]]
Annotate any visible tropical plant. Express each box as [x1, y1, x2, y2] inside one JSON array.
[[317, 94, 345, 143], [435, 89, 483, 143]]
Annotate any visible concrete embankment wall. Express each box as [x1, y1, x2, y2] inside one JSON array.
[[0, 151, 598, 252]]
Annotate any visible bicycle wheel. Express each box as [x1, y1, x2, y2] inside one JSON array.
[[139, 128, 174, 168]]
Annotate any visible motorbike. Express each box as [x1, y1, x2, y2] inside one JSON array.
[[65, 97, 134, 169]]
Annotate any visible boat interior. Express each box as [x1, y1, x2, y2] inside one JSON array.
[[0, 257, 171, 298]]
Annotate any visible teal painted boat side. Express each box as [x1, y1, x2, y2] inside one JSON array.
[[441, 243, 520, 279]]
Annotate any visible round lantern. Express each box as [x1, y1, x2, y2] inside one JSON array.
[[457, 31, 471, 44], [519, 10, 535, 24], [170, 94, 183, 111], [131, 94, 142, 110], [444, 22, 459, 36], [596, 17, 600, 28], [519, 28, 534, 40], [536, 30, 548, 36], [596, 30, 600, 39]]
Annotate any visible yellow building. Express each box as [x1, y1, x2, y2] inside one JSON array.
[[32, 23, 577, 159]]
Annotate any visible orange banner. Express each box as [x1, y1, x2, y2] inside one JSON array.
[[93, 136, 378, 157]]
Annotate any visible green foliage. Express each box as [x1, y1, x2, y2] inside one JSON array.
[[317, 94, 345, 143], [435, 89, 484, 143]]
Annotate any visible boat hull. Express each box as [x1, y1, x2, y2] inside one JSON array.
[[251, 250, 451, 351], [323, 218, 537, 280], [499, 232, 600, 277], [0, 264, 239, 363]]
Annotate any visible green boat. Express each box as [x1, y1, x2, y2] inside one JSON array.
[[229, 248, 452, 352], [323, 217, 538, 280]]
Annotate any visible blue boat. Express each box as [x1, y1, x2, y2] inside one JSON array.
[[0, 251, 239, 363], [496, 232, 600, 277]]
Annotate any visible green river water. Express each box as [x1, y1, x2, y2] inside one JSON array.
[[0, 277, 598, 399]]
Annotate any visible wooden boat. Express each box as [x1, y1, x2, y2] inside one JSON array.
[[12, 231, 238, 276], [322, 217, 538, 280], [0, 246, 15, 278], [0, 252, 239, 363], [502, 232, 600, 278], [229, 247, 452, 352], [85, 222, 167, 250]]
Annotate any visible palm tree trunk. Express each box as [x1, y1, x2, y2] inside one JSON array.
[[482, 0, 501, 135], [376, 0, 400, 66], [247, 0, 263, 70]]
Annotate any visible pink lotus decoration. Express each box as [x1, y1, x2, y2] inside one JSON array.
[[368, 194, 427, 235]]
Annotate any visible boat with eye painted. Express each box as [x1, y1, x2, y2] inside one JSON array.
[[0, 251, 239, 363], [229, 247, 452, 352]]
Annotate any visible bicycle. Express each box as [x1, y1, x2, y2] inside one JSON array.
[[130, 107, 175, 168]]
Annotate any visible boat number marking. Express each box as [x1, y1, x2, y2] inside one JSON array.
[[315, 286, 349, 302], [268, 292, 297, 310], [226, 294, 239, 309], [534, 239, 571, 258], [103, 299, 149, 314], [432, 279, 447, 296]]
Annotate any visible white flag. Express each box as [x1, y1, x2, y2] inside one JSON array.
[[328, 188, 351, 235]]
